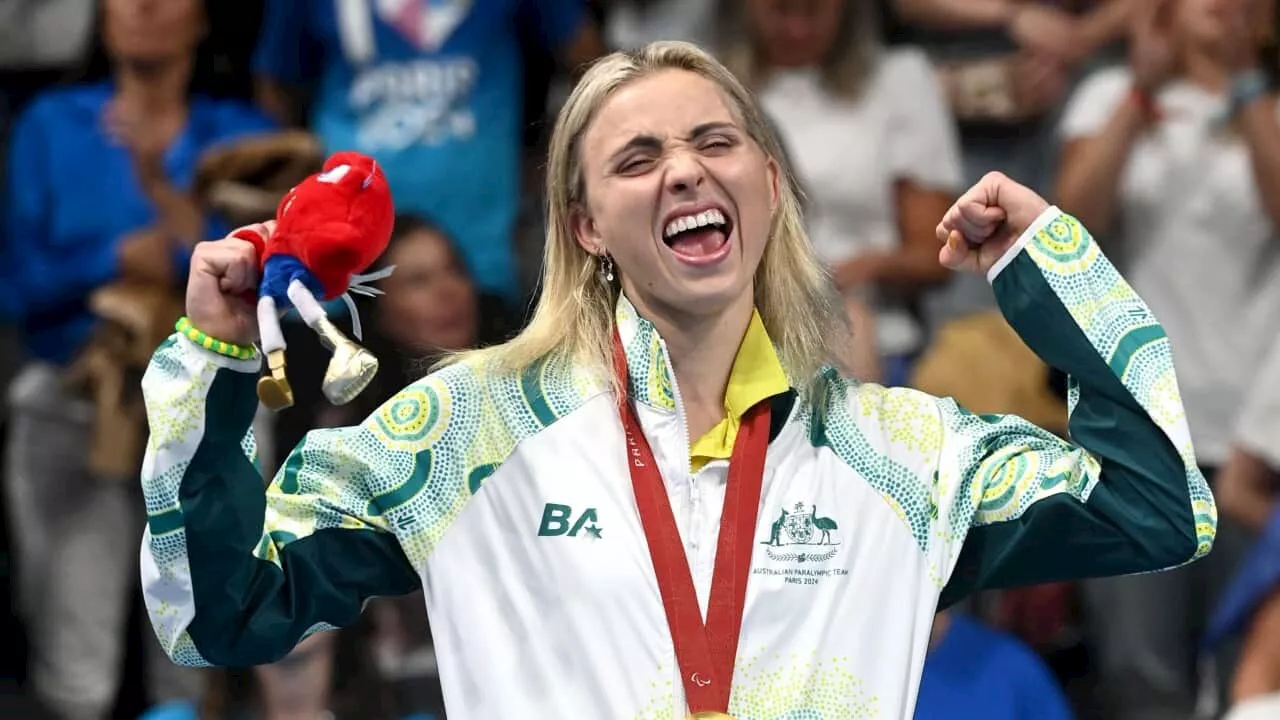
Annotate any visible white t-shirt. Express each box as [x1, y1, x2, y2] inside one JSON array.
[[1235, 332, 1280, 469], [1224, 692, 1280, 720], [757, 48, 964, 357], [1059, 66, 1280, 466]]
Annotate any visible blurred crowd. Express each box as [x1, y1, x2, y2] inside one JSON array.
[[1, 0, 1279, 719]]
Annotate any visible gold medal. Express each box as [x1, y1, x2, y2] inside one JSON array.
[[687, 713, 736, 720]]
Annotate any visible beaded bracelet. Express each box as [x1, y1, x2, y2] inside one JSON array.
[[175, 316, 258, 360]]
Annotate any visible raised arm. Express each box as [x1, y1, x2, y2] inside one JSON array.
[[928, 174, 1215, 605], [140, 232, 421, 668]]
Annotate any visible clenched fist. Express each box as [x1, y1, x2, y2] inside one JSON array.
[[936, 171, 1051, 276], [185, 222, 274, 346]]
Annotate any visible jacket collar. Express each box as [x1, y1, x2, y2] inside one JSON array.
[[615, 294, 678, 412], [613, 294, 789, 416]]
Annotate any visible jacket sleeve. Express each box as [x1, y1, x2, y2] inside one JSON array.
[[936, 207, 1217, 607], [139, 334, 421, 668]]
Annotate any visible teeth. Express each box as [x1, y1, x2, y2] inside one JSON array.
[[664, 208, 727, 238]]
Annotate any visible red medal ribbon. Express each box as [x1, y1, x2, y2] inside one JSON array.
[[612, 329, 770, 714]]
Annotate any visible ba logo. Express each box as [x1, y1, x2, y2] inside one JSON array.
[[538, 503, 604, 539]]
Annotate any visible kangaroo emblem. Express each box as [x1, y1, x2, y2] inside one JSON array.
[[764, 508, 789, 546]]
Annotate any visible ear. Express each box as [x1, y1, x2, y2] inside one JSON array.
[[765, 155, 781, 215], [570, 203, 606, 257]]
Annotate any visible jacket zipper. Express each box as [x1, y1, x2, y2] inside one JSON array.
[[656, 335, 697, 710], [655, 334, 694, 481]]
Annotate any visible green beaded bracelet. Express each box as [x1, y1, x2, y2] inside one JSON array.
[[175, 317, 258, 360]]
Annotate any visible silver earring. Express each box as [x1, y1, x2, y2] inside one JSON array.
[[600, 254, 615, 283]]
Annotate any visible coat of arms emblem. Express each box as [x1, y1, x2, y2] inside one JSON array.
[[761, 502, 840, 563]]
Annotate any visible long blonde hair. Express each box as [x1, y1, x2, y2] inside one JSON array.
[[442, 41, 846, 394]]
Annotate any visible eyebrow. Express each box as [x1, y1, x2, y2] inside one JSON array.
[[607, 121, 740, 164]]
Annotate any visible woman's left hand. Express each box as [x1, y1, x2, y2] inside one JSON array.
[[104, 99, 170, 190], [118, 228, 177, 286], [936, 171, 1050, 276]]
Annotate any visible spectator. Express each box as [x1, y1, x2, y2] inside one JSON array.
[[716, 0, 962, 386], [600, 0, 717, 50], [1208, 319, 1280, 718], [1202, 506, 1280, 720], [1, 0, 275, 717], [0, 0, 96, 459], [886, 0, 1134, 334], [1054, 0, 1280, 716], [915, 609, 1074, 720], [1217, 332, 1280, 533], [251, 0, 605, 310], [891, 0, 1134, 191], [336, 214, 513, 418]]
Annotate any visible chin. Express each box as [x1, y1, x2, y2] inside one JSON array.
[[662, 272, 753, 316]]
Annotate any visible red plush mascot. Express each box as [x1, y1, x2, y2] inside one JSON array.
[[233, 151, 395, 411]]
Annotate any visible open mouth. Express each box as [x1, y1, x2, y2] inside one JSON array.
[[661, 207, 734, 265]]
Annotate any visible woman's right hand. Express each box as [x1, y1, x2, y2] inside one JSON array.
[[1006, 4, 1082, 64], [185, 222, 273, 347], [1130, 0, 1177, 93]]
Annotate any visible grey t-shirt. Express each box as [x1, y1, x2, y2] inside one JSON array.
[[0, 0, 94, 69]]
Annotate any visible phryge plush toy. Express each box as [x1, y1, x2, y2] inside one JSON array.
[[232, 151, 395, 411]]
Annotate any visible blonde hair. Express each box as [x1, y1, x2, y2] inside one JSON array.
[[715, 0, 880, 99], [442, 41, 846, 394]]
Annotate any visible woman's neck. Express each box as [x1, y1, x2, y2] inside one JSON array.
[[113, 55, 193, 115], [1180, 48, 1230, 92], [629, 291, 756, 441]]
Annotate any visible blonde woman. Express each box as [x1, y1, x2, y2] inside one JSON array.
[[139, 41, 1214, 719]]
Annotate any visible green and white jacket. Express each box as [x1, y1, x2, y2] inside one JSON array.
[[139, 208, 1216, 719]]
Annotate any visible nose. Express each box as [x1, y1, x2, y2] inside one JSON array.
[[663, 147, 705, 195]]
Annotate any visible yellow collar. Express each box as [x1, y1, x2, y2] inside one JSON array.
[[689, 309, 789, 472]]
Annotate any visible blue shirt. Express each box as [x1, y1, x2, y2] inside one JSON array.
[[253, 0, 587, 304], [1205, 505, 1280, 652], [915, 614, 1074, 720], [2, 83, 275, 364]]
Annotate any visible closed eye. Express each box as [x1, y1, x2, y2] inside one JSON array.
[[698, 134, 739, 155], [616, 155, 656, 174]]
